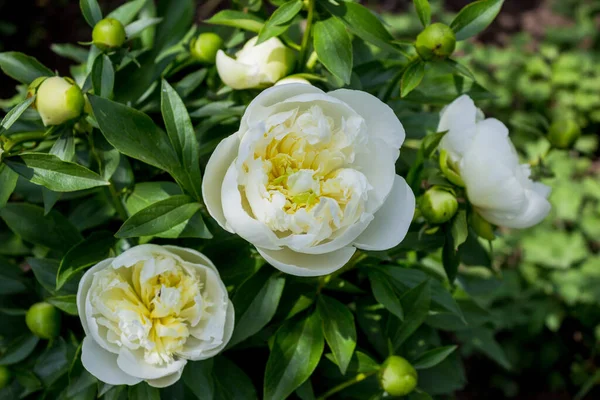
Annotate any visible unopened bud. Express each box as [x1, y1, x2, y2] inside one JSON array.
[[379, 356, 418, 397], [0, 366, 10, 389], [93, 18, 127, 51], [35, 76, 85, 126], [469, 210, 495, 240], [420, 186, 458, 224], [27, 76, 48, 106], [547, 119, 581, 149], [415, 23, 456, 61], [26, 302, 62, 339], [190, 32, 223, 64]]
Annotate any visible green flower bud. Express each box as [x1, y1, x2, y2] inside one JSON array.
[[469, 210, 495, 241], [0, 366, 10, 389], [547, 119, 581, 149], [415, 23, 456, 61], [379, 356, 418, 397], [27, 76, 48, 106], [26, 302, 62, 339], [439, 149, 465, 187], [190, 32, 223, 64], [35, 76, 85, 126], [420, 186, 458, 224], [93, 18, 127, 51]]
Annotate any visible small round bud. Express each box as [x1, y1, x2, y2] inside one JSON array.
[[415, 23, 456, 61], [190, 33, 223, 64], [420, 186, 458, 224], [35, 76, 85, 126], [93, 18, 127, 51], [26, 302, 62, 339], [547, 119, 581, 149], [469, 210, 495, 241], [27, 76, 48, 106], [0, 366, 10, 389], [379, 356, 418, 397]]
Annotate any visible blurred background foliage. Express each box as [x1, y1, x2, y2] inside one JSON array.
[[0, 0, 599, 399]]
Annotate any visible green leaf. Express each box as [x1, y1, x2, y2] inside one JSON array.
[[412, 345, 457, 369], [183, 359, 214, 399], [320, 1, 401, 56], [42, 130, 76, 214], [92, 54, 114, 98], [444, 58, 476, 81], [5, 153, 109, 192], [0, 334, 39, 365], [107, 0, 147, 25], [0, 255, 27, 294], [389, 280, 431, 351], [450, 0, 504, 41], [0, 52, 53, 84], [183, 357, 257, 400], [451, 210, 468, 248], [401, 60, 426, 97], [56, 231, 116, 291], [456, 328, 511, 369], [51, 44, 89, 63], [264, 312, 324, 400], [1, 204, 82, 253], [160, 80, 202, 199], [421, 130, 447, 158], [125, 17, 163, 39], [317, 295, 357, 375], [205, 10, 264, 33], [413, 0, 431, 27], [128, 383, 160, 400], [116, 195, 201, 238], [313, 18, 353, 84], [0, 164, 18, 209], [79, 0, 103, 28], [369, 271, 404, 320], [29, 258, 81, 295], [0, 97, 36, 133], [46, 295, 78, 316], [229, 267, 286, 347], [89, 95, 180, 172], [34, 338, 69, 387], [442, 226, 460, 282], [126, 181, 181, 214], [257, 0, 303, 44]]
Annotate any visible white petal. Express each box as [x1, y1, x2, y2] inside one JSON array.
[[81, 337, 142, 386], [241, 84, 325, 132], [221, 163, 282, 250], [216, 50, 261, 90], [202, 134, 240, 232], [117, 348, 187, 380], [77, 259, 113, 338], [328, 89, 405, 149], [478, 184, 551, 229], [438, 95, 479, 161], [146, 368, 184, 388], [162, 245, 219, 275], [353, 138, 398, 212], [182, 301, 235, 360], [354, 175, 415, 251], [257, 246, 356, 277]]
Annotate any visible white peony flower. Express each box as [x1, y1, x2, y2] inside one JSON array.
[[216, 37, 295, 90], [77, 245, 233, 388], [202, 84, 415, 276], [438, 95, 551, 229]]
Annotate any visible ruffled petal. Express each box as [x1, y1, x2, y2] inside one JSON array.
[[354, 175, 415, 251], [77, 259, 113, 338]]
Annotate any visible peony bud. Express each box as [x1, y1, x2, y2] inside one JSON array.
[[26, 302, 62, 339], [420, 186, 458, 224], [92, 18, 127, 51], [547, 119, 581, 149], [0, 366, 10, 389], [216, 37, 295, 90], [190, 32, 223, 64], [469, 210, 495, 240], [27, 76, 48, 106], [35, 76, 85, 126], [415, 23, 456, 61], [378, 356, 418, 397]]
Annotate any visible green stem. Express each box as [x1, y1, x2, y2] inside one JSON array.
[[306, 51, 318, 71], [3, 131, 48, 152], [317, 370, 378, 400], [298, 0, 315, 70]]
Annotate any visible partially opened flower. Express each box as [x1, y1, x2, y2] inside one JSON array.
[[77, 245, 233, 388], [438, 95, 551, 229], [202, 84, 415, 276], [216, 37, 295, 90]]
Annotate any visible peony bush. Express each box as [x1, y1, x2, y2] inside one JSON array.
[[0, 0, 576, 399]]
